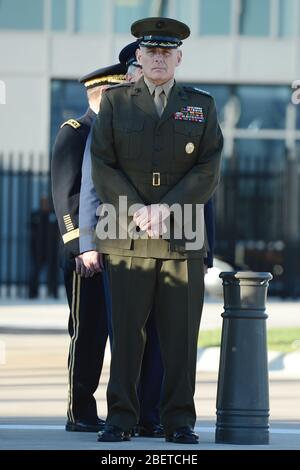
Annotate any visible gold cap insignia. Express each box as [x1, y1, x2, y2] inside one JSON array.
[[185, 142, 195, 154]]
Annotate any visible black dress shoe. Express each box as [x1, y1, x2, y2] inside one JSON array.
[[166, 427, 199, 444], [97, 424, 131, 442], [138, 423, 165, 438], [65, 418, 105, 433]]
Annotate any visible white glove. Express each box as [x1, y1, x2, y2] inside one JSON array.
[[133, 204, 170, 232], [146, 220, 168, 238]]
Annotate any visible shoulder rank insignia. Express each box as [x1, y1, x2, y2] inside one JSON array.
[[174, 106, 205, 123], [106, 83, 131, 91], [60, 119, 81, 129], [183, 86, 211, 97]]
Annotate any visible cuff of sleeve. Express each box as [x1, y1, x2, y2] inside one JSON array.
[[79, 233, 97, 253], [62, 228, 79, 244]]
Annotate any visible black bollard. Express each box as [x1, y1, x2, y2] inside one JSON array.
[[215, 271, 273, 445]]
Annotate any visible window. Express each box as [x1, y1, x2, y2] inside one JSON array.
[[240, 0, 270, 36], [0, 0, 44, 30], [173, 0, 194, 29], [200, 0, 231, 35], [278, 0, 294, 37], [184, 83, 231, 124], [50, 80, 86, 150], [235, 139, 286, 169], [114, 0, 152, 33], [236, 86, 290, 130], [75, 0, 104, 33], [51, 0, 67, 31], [296, 104, 300, 130]]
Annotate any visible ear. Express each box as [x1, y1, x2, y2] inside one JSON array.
[[175, 49, 182, 67], [136, 47, 142, 65]]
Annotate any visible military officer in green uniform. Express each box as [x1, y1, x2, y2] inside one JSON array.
[[92, 17, 223, 444]]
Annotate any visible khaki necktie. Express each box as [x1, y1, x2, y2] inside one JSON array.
[[153, 86, 166, 117]]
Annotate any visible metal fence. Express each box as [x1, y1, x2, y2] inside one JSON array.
[[215, 149, 300, 297], [0, 153, 60, 298], [0, 150, 300, 298]]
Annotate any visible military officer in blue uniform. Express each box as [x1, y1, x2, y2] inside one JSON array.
[[91, 18, 223, 444], [51, 63, 126, 432]]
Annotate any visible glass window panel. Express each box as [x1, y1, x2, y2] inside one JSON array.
[[240, 0, 270, 36], [278, 0, 294, 37], [0, 0, 44, 30], [200, 0, 231, 35], [236, 86, 290, 130], [50, 80, 87, 150], [174, 0, 194, 29], [234, 139, 286, 169], [75, 0, 104, 33], [296, 104, 300, 129], [51, 0, 67, 31], [114, 0, 152, 33]]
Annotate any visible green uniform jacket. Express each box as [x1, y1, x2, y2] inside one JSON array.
[[91, 76, 223, 259]]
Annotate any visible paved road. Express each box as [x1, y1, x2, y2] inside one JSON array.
[[0, 333, 299, 450]]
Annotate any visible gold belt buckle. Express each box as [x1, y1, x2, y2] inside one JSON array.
[[152, 172, 160, 187]]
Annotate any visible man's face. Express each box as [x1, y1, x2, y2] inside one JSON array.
[[136, 46, 182, 85], [87, 85, 108, 114]]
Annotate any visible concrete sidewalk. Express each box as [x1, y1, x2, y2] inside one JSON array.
[[0, 333, 299, 451], [1, 421, 299, 450], [0, 298, 300, 376]]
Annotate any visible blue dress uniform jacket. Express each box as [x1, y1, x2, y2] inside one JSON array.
[[79, 132, 99, 253], [52, 109, 95, 261]]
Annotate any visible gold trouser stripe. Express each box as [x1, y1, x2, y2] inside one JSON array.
[[67, 272, 76, 421], [67, 272, 81, 422], [63, 228, 79, 244]]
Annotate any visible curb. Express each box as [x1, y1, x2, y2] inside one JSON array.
[[196, 347, 300, 376], [0, 324, 299, 377]]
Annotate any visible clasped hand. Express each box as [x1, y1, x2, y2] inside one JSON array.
[[133, 204, 170, 238]]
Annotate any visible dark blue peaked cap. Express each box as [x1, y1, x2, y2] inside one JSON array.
[[119, 41, 141, 68]]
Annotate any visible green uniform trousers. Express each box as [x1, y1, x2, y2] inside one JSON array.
[[105, 254, 204, 434]]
